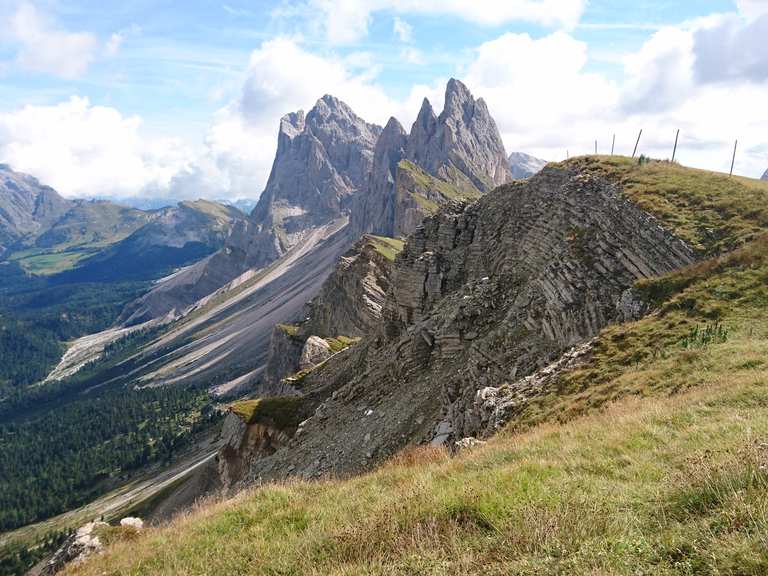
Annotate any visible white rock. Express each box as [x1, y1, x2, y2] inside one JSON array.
[[120, 517, 144, 530]]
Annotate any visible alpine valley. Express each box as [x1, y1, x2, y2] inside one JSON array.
[[2, 77, 768, 576]]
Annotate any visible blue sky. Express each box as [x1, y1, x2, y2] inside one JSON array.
[[0, 0, 766, 199]]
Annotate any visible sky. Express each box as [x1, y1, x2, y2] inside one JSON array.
[[0, 0, 767, 199]]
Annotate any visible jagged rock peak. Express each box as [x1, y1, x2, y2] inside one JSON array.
[[443, 78, 474, 115], [406, 79, 512, 191]]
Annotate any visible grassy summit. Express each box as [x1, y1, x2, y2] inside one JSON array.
[[66, 158, 768, 575], [563, 156, 768, 254]]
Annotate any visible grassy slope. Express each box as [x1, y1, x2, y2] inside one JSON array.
[[398, 159, 482, 214], [67, 158, 768, 575], [9, 202, 150, 275], [564, 156, 768, 255], [367, 235, 405, 261]]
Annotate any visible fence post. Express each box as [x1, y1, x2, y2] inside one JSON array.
[[632, 129, 643, 158], [672, 129, 679, 163]]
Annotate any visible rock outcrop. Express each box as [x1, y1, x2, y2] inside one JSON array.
[[261, 234, 401, 389], [230, 162, 696, 484], [508, 152, 548, 179]]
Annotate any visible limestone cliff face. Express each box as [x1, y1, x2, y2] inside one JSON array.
[[217, 411, 292, 492], [351, 79, 510, 238], [238, 163, 697, 483], [406, 79, 511, 192], [120, 96, 379, 325], [349, 118, 407, 238]]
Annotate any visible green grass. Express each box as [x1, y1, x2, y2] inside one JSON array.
[[325, 335, 360, 353], [398, 160, 482, 214], [276, 323, 300, 338], [9, 249, 95, 275], [366, 235, 405, 261], [229, 397, 306, 431], [562, 156, 768, 255]]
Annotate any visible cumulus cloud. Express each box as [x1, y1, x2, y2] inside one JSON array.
[[168, 37, 439, 199], [0, 97, 192, 198], [457, 22, 768, 179], [3, 2, 98, 78], [736, 0, 768, 20], [308, 0, 586, 44]]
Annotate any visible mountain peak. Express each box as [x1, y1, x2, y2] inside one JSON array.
[[445, 78, 472, 105], [382, 116, 406, 135], [762, 168, 768, 181]]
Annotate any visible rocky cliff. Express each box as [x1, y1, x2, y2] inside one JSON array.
[[218, 160, 697, 489], [120, 96, 380, 325], [261, 234, 402, 390], [351, 79, 511, 239], [762, 168, 767, 181]]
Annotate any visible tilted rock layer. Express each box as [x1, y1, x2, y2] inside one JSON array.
[[224, 163, 696, 487]]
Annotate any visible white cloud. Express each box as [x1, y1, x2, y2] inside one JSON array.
[[308, 0, 587, 44], [400, 47, 425, 65], [105, 32, 125, 57], [0, 97, 193, 198], [5, 2, 98, 78], [736, 0, 768, 19], [393, 17, 413, 42]]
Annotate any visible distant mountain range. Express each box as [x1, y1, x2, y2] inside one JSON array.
[[508, 151, 548, 179], [0, 164, 244, 279]]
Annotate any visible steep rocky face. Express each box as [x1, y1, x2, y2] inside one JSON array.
[[230, 163, 696, 485], [349, 118, 407, 238], [762, 168, 768, 181], [261, 234, 400, 389], [252, 96, 381, 238], [120, 96, 380, 325], [0, 164, 72, 256], [508, 152, 548, 179], [351, 79, 511, 238], [406, 79, 511, 192], [217, 412, 292, 492]]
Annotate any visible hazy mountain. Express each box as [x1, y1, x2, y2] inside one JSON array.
[[508, 151, 548, 179], [0, 164, 72, 257], [56, 200, 245, 283]]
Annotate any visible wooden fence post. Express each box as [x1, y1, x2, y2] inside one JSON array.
[[632, 129, 643, 158], [672, 129, 679, 163]]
